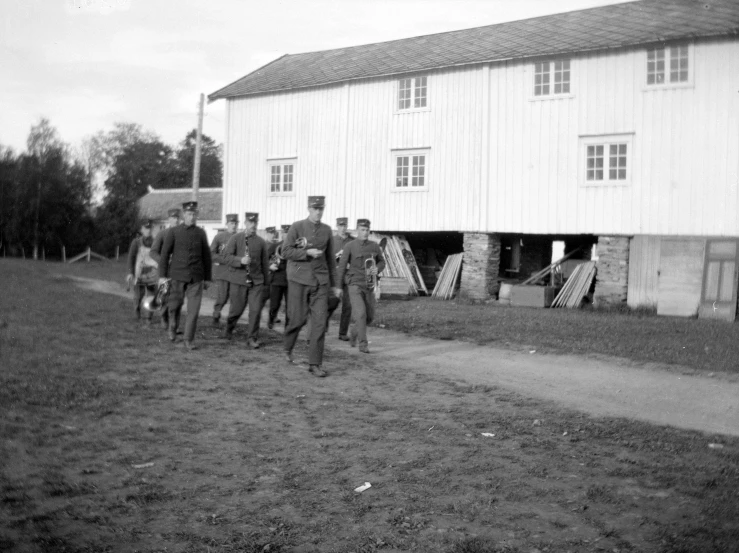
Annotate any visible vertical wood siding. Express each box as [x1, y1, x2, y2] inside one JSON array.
[[627, 235, 661, 308], [223, 37, 739, 236]]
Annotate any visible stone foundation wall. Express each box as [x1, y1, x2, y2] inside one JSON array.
[[594, 236, 630, 307], [459, 233, 501, 301]]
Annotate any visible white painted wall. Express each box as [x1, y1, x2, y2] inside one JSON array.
[[222, 36, 739, 237]]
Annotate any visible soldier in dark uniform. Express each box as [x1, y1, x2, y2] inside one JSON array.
[[282, 196, 339, 377], [150, 207, 181, 330], [210, 213, 239, 326], [126, 219, 156, 323], [222, 212, 270, 348], [267, 224, 290, 330], [331, 217, 354, 340], [337, 219, 385, 354], [159, 201, 212, 351]]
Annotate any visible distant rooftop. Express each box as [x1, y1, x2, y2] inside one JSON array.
[[209, 0, 739, 101], [138, 187, 222, 221]]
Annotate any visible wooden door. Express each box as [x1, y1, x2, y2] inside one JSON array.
[[698, 240, 738, 322], [657, 239, 704, 317]]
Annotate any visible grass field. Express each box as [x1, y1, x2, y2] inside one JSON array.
[[1, 258, 738, 552]]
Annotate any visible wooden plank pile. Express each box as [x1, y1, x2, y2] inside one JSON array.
[[551, 261, 597, 308], [431, 253, 464, 300], [369, 233, 428, 295]]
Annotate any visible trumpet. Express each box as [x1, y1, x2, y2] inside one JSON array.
[[143, 279, 172, 312], [365, 257, 377, 291]]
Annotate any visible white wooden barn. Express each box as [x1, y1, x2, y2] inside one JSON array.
[[209, 0, 739, 320]]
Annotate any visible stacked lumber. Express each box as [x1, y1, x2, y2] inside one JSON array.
[[431, 253, 463, 300], [369, 233, 428, 296], [551, 261, 597, 308]]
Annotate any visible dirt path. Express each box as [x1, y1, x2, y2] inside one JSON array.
[[70, 275, 739, 437]]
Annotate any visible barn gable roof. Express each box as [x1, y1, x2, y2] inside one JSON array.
[[137, 188, 222, 222], [209, 0, 739, 101]]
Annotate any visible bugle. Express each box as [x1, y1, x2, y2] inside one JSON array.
[[269, 244, 283, 272]]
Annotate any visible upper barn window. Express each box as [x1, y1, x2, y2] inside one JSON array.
[[397, 76, 428, 110], [268, 158, 296, 195], [533, 60, 571, 97], [646, 44, 691, 86]]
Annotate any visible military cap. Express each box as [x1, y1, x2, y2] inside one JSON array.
[[226, 213, 239, 223], [167, 208, 181, 218], [139, 218, 153, 228], [245, 212, 259, 222], [265, 226, 276, 234], [281, 224, 291, 233], [307, 195, 325, 208], [182, 201, 198, 212], [356, 218, 371, 228], [336, 217, 348, 226]]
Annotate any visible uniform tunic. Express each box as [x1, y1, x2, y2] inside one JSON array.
[[331, 232, 355, 336], [210, 230, 237, 320]]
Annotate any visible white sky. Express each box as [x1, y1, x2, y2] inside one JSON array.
[[1, 0, 632, 154]]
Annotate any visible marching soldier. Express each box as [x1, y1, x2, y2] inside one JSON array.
[[262, 226, 279, 307], [267, 224, 291, 330], [331, 217, 354, 341], [210, 213, 239, 326], [150, 207, 181, 329], [337, 219, 385, 354], [282, 196, 339, 377], [126, 218, 158, 323], [222, 212, 269, 348], [159, 201, 212, 351]]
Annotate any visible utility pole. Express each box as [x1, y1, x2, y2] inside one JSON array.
[[192, 93, 204, 201]]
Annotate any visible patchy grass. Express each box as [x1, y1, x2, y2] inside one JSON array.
[[1, 258, 738, 552], [374, 296, 739, 376]]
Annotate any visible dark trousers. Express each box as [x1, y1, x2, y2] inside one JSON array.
[[284, 281, 328, 366], [226, 282, 264, 340], [213, 279, 231, 320], [167, 280, 203, 342], [269, 284, 288, 327], [337, 284, 352, 336], [348, 284, 376, 348], [133, 283, 156, 319]]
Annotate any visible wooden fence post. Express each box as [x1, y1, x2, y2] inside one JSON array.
[[86, 246, 91, 262], [115, 245, 119, 260], [42, 247, 46, 262], [62, 245, 66, 263]]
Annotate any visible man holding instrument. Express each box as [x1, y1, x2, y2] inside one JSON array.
[[336, 219, 385, 354], [210, 213, 239, 326], [267, 224, 291, 330], [222, 212, 269, 348], [282, 195, 339, 377], [330, 217, 354, 341], [149, 207, 181, 329]]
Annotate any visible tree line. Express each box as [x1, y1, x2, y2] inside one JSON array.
[[0, 118, 222, 260]]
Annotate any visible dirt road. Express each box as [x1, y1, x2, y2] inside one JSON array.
[[70, 275, 739, 437]]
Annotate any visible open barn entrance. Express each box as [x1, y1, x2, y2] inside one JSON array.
[[376, 231, 464, 293]]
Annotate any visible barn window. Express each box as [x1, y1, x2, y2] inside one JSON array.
[[580, 134, 633, 186], [534, 60, 570, 96], [646, 44, 690, 86], [398, 76, 428, 110], [392, 149, 429, 191], [267, 159, 296, 195]]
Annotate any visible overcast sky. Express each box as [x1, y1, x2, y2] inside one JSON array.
[[1, 0, 632, 154]]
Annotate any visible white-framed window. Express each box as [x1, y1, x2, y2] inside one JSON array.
[[533, 59, 571, 97], [646, 43, 691, 87], [267, 158, 296, 195], [579, 134, 633, 186], [397, 76, 428, 111], [392, 149, 429, 191]]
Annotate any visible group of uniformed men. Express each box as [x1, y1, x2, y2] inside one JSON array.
[[126, 195, 385, 378]]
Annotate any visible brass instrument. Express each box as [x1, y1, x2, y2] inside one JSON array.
[[295, 237, 308, 249], [365, 257, 377, 291], [269, 244, 283, 272], [143, 279, 172, 312]]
